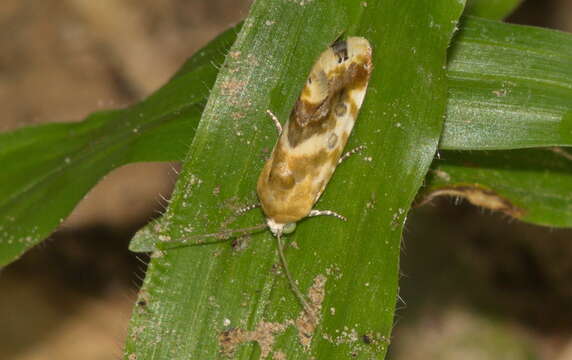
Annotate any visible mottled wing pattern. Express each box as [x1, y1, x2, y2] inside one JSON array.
[[257, 37, 372, 226]]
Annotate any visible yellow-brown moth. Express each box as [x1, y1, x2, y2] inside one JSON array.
[[253, 37, 372, 315], [257, 36, 373, 237], [171, 37, 372, 317]]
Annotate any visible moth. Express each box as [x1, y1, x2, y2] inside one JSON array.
[[257, 36, 373, 238], [170, 37, 373, 316], [252, 36, 373, 314]]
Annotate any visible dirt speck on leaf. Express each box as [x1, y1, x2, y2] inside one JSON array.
[[219, 321, 287, 359], [273, 350, 286, 360], [295, 274, 327, 350], [218, 274, 327, 357]]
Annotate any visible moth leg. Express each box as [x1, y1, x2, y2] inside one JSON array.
[[308, 209, 347, 222], [338, 145, 367, 165], [236, 203, 260, 216], [266, 109, 283, 135]]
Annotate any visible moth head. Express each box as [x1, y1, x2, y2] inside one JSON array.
[[266, 218, 296, 237]]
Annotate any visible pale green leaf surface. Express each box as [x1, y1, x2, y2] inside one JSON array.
[[124, 0, 464, 359], [442, 17, 572, 150]]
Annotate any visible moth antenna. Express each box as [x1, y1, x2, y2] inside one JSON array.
[[159, 223, 269, 250], [276, 234, 315, 321]]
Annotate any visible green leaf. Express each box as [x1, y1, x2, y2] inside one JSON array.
[[421, 148, 572, 228], [2, 16, 572, 267], [465, 0, 523, 20], [442, 16, 572, 150], [0, 18, 572, 264], [124, 0, 464, 359], [0, 27, 236, 266]]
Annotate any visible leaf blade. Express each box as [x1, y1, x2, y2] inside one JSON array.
[[422, 148, 572, 227], [441, 16, 572, 150], [0, 27, 236, 266]]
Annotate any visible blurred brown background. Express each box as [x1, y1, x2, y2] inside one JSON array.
[[0, 0, 570, 359]]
